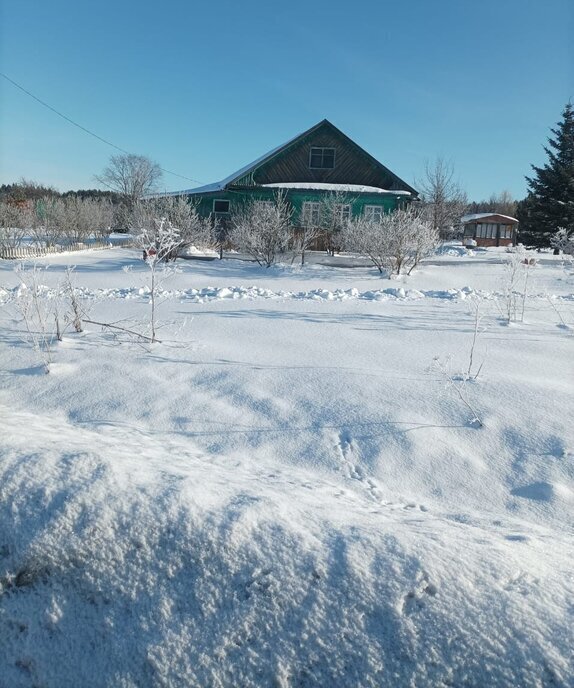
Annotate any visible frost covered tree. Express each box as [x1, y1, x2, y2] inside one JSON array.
[[519, 103, 574, 247], [318, 190, 354, 256], [343, 215, 392, 274], [29, 197, 66, 247], [59, 197, 114, 243], [229, 192, 293, 267], [0, 202, 31, 249], [550, 227, 574, 255], [25, 197, 113, 246], [344, 207, 438, 275], [95, 154, 163, 209], [416, 157, 468, 238], [292, 222, 323, 265], [133, 210, 183, 342], [145, 196, 213, 250]]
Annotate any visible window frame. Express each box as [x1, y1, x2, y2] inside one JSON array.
[[213, 199, 230, 214], [309, 147, 336, 170], [364, 205, 385, 223], [301, 201, 322, 226], [499, 224, 513, 239], [334, 203, 351, 224]]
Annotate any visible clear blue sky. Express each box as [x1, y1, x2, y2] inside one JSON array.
[[1, 0, 572, 200]]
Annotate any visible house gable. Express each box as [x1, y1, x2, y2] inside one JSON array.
[[228, 120, 416, 195]]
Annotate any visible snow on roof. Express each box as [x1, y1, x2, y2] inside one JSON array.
[[157, 127, 314, 197], [461, 213, 518, 223], [262, 182, 411, 195]]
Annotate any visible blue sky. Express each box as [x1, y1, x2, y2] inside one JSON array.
[[1, 0, 572, 200]]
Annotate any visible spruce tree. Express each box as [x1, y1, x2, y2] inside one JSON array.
[[519, 103, 574, 246]]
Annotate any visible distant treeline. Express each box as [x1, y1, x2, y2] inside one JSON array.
[[0, 180, 123, 205]]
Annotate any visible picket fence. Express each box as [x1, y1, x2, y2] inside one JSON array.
[[0, 240, 133, 260]]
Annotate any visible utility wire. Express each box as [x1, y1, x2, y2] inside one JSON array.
[[1, 72, 203, 186]]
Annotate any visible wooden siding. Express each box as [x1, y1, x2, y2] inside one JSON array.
[[190, 188, 402, 226], [234, 125, 406, 191]]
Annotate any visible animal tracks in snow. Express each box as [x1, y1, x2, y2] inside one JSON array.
[[335, 431, 429, 515]]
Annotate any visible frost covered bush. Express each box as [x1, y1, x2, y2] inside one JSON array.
[[58, 196, 114, 243], [502, 246, 534, 323], [229, 192, 293, 267], [0, 202, 31, 250], [14, 265, 57, 373], [344, 207, 438, 275], [551, 227, 574, 255]]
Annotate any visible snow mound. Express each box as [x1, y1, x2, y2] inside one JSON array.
[[1, 408, 572, 688]]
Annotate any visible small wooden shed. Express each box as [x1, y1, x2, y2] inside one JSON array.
[[461, 213, 518, 247]]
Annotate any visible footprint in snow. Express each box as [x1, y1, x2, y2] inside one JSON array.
[[401, 570, 438, 615]]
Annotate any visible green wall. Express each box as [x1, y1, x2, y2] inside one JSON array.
[[188, 187, 408, 225]]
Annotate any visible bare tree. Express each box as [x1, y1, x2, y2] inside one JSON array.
[[343, 206, 438, 275], [95, 154, 163, 208], [417, 157, 468, 238], [487, 190, 517, 217], [229, 192, 293, 267], [466, 190, 517, 217]]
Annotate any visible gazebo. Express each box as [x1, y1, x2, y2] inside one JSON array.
[[461, 213, 518, 247]]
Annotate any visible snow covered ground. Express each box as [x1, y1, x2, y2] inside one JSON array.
[[0, 246, 573, 687]]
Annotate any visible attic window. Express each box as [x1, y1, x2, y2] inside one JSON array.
[[309, 147, 336, 169]]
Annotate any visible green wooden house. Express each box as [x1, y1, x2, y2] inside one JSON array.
[[163, 120, 417, 235]]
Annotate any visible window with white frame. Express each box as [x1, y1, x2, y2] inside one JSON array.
[[302, 201, 321, 226], [500, 224, 513, 239], [334, 204, 351, 224], [309, 147, 336, 169], [364, 205, 384, 223]]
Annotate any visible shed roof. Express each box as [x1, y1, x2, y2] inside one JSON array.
[[461, 213, 518, 223]]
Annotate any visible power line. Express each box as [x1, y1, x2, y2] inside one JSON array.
[[1, 72, 203, 186]]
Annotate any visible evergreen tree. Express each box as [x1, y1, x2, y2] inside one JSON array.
[[519, 103, 574, 246]]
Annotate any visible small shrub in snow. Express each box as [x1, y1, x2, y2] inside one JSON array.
[[465, 296, 487, 380], [501, 247, 534, 323], [14, 265, 56, 373], [431, 355, 484, 428]]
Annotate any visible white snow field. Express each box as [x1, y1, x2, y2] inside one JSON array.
[[0, 246, 573, 687]]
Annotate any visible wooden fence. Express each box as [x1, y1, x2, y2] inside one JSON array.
[[0, 240, 133, 260]]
